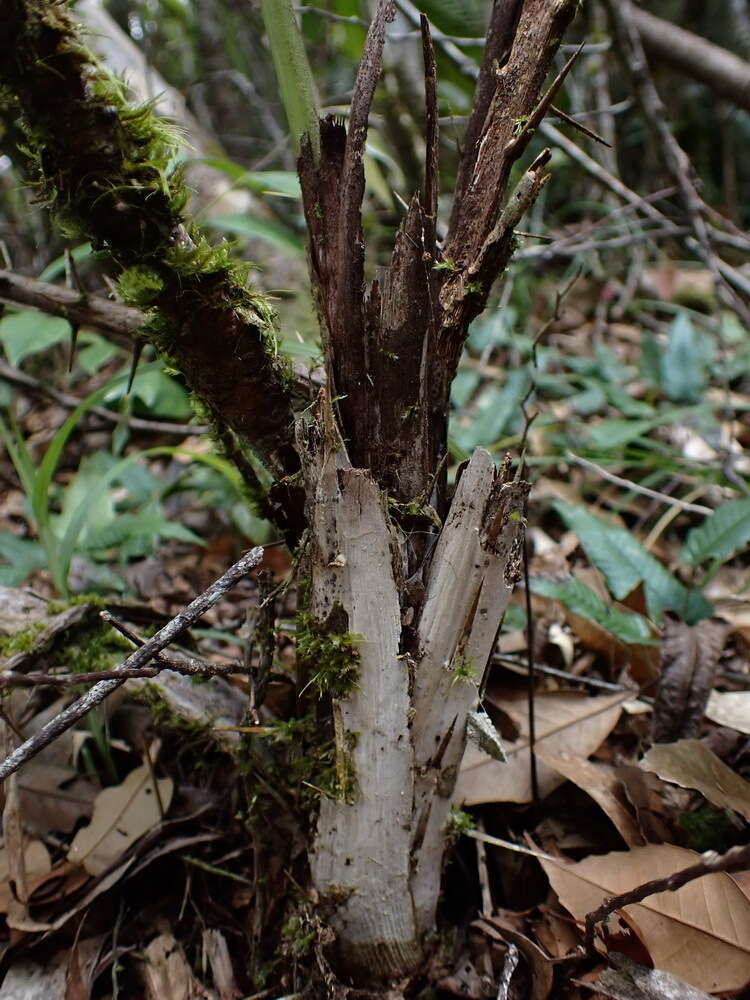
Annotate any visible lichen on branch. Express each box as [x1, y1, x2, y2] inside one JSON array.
[[0, 0, 300, 488]]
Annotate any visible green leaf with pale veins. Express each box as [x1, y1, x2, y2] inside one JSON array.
[[681, 498, 750, 567], [530, 576, 657, 646], [554, 502, 712, 625]]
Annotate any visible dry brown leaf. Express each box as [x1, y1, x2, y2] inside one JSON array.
[[457, 689, 624, 805], [202, 930, 241, 1000], [534, 749, 644, 846], [0, 840, 50, 913], [476, 916, 554, 1000], [652, 618, 729, 743], [533, 906, 580, 959], [142, 933, 216, 1000], [705, 690, 750, 735], [540, 843, 750, 993], [68, 763, 173, 876], [641, 739, 750, 822]]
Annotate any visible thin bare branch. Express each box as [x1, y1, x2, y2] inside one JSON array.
[[584, 841, 750, 954], [0, 547, 264, 784], [567, 454, 713, 516]]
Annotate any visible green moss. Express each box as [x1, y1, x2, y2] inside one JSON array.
[[46, 593, 107, 614], [679, 805, 738, 854], [0, 622, 47, 654], [296, 611, 361, 700], [64, 621, 131, 675], [445, 806, 473, 845], [116, 265, 165, 307], [451, 654, 476, 687]]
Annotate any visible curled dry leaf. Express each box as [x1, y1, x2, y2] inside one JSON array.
[[457, 689, 624, 805], [539, 843, 750, 993], [641, 738, 750, 822], [534, 748, 644, 846], [652, 618, 729, 743], [68, 762, 173, 875], [705, 690, 750, 736], [475, 915, 554, 1000]]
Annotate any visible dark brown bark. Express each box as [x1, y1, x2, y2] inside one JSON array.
[[448, 0, 524, 237], [299, 0, 578, 514]]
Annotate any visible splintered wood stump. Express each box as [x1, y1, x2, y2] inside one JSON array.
[[302, 415, 528, 980]]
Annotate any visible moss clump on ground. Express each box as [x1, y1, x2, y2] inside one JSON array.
[[0, 622, 48, 655]]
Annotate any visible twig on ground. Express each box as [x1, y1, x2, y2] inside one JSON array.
[[0, 358, 209, 436], [566, 453, 713, 516], [584, 841, 750, 954], [0, 547, 264, 783], [496, 942, 519, 1000]]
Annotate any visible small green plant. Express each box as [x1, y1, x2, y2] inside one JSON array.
[[0, 363, 245, 596], [445, 806, 474, 845], [296, 612, 362, 699], [451, 654, 476, 687], [433, 257, 460, 274]]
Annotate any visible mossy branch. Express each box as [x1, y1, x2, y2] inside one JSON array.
[[0, 0, 301, 501]]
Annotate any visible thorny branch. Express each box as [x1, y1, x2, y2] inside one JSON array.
[[0, 547, 264, 784], [584, 841, 750, 954]]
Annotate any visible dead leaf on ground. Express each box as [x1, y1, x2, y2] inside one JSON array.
[[457, 689, 624, 805], [705, 690, 750, 736], [532, 906, 580, 959], [142, 933, 216, 1000], [535, 749, 644, 846], [68, 762, 173, 876], [202, 930, 241, 1000], [641, 739, 750, 822], [651, 618, 729, 743], [0, 841, 50, 913], [18, 763, 97, 836], [540, 843, 750, 993], [615, 766, 674, 844], [475, 915, 554, 1000]]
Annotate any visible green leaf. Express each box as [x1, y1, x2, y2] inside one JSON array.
[[0, 533, 47, 587], [38, 243, 93, 283], [84, 508, 204, 554], [681, 498, 750, 567], [76, 333, 120, 375], [259, 0, 320, 159], [198, 161, 302, 199], [554, 502, 712, 624], [0, 310, 70, 366], [127, 368, 192, 420], [452, 370, 528, 451], [413, 0, 486, 37], [530, 576, 657, 646], [660, 311, 708, 403], [205, 214, 305, 256]]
